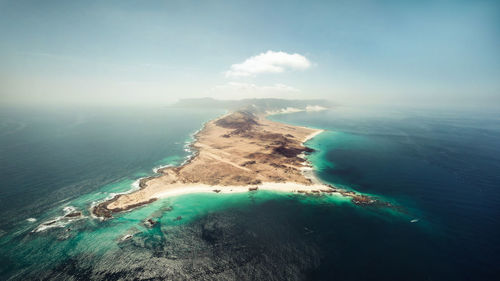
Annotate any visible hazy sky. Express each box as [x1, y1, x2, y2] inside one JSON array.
[[1, 0, 499, 107]]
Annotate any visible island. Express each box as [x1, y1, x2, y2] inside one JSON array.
[[93, 110, 390, 218]]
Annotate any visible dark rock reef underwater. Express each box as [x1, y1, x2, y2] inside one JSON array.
[[24, 201, 326, 281]]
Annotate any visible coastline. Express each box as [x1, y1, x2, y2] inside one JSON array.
[[303, 129, 324, 143], [92, 110, 392, 218], [154, 182, 333, 199]]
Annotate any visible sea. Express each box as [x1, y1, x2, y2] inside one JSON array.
[[0, 105, 499, 280]]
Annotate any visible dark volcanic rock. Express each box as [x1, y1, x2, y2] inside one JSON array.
[[93, 198, 157, 219], [64, 211, 82, 218], [92, 206, 112, 218], [241, 160, 256, 166], [351, 195, 375, 205], [273, 145, 314, 158], [215, 111, 259, 132], [144, 218, 156, 228]]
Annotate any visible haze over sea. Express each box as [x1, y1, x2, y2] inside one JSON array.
[[0, 105, 499, 280]]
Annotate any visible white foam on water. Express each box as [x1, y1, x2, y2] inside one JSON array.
[[33, 215, 86, 233], [131, 179, 142, 191], [33, 206, 85, 232], [63, 206, 76, 214], [121, 234, 133, 241], [32, 217, 68, 232], [153, 164, 173, 173]]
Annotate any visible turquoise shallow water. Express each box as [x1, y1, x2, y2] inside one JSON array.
[[1, 106, 499, 280]]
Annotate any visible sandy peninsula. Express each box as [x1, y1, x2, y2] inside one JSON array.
[[93, 111, 387, 218]]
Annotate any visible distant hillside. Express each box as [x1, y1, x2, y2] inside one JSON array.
[[170, 98, 333, 113]]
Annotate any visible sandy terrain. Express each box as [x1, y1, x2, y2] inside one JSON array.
[[93, 111, 388, 218]]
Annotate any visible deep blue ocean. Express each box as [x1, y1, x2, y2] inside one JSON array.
[[0, 105, 499, 280]]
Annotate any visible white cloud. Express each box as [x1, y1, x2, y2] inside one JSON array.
[[225, 51, 311, 77], [210, 82, 300, 99]]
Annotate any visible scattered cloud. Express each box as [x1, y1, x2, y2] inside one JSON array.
[[225, 51, 311, 77], [210, 82, 300, 99]]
